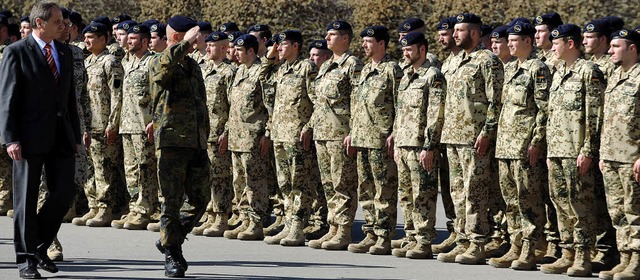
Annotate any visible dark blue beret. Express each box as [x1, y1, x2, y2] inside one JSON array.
[[276, 30, 303, 45], [360, 25, 390, 44], [69, 12, 82, 26], [508, 17, 532, 27], [326, 21, 352, 31], [550, 24, 582, 40], [227, 31, 245, 42], [83, 22, 109, 34], [490, 25, 509, 39], [168, 16, 197, 32], [436, 17, 457, 31], [20, 16, 29, 23], [0, 14, 7, 26], [247, 24, 270, 33], [91, 16, 111, 27], [150, 23, 166, 37], [455, 13, 482, 25], [205, 31, 228, 42], [111, 14, 132, 25], [508, 22, 535, 36], [219, 22, 239, 32], [398, 18, 425, 33], [197, 21, 212, 33], [308, 39, 328, 51], [127, 24, 150, 35], [601, 16, 625, 31], [611, 29, 640, 46], [60, 8, 70, 20], [234, 33, 258, 50], [399, 31, 426, 47], [116, 20, 137, 31], [0, 10, 12, 18], [141, 19, 160, 28], [583, 19, 610, 34], [481, 24, 493, 37], [535, 12, 563, 29]]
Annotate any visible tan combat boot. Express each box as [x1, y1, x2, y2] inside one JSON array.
[[432, 232, 457, 254], [437, 241, 469, 263], [612, 251, 640, 280], [111, 212, 134, 229], [263, 215, 284, 236], [511, 240, 537, 270], [86, 207, 113, 227], [47, 237, 63, 262], [391, 236, 409, 249], [600, 251, 631, 280], [567, 246, 592, 277], [280, 220, 305, 246], [191, 213, 215, 235], [406, 239, 433, 259], [147, 221, 161, 232], [264, 219, 290, 245], [455, 242, 486, 264], [62, 206, 76, 222], [224, 219, 250, 239], [203, 213, 228, 237], [540, 247, 575, 274], [485, 237, 505, 258], [124, 212, 152, 230], [541, 240, 562, 264], [322, 225, 352, 250], [227, 212, 241, 229], [392, 240, 417, 257], [237, 220, 264, 240], [72, 207, 98, 226], [304, 223, 329, 241], [369, 236, 391, 255], [347, 232, 377, 253], [488, 243, 521, 268], [308, 224, 337, 249]]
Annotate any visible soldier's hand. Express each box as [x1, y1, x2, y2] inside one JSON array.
[[420, 150, 435, 172], [527, 146, 540, 167], [83, 131, 91, 150], [393, 149, 399, 163], [218, 134, 228, 155], [6, 143, 22, 161], [546, 158, 551, 169], [576, 154, 592, 176], [386, 135, 394, 157], [474, 135, 489, 159], [599, 159, 605, 173], [300, 130, 312, 151], [633, 158, 640, 183], [260, 135, 272, 157], [184, 26, 200, 44], [105, 128, 117, 145], [145, 122, 154, 144], [267, 42, 278, 60], [343, 136, 355, 157]]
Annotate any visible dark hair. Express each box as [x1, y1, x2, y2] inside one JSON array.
[[562, 36, 583, 47], [30, 1, 60, 28], [337, 29, 353, 42]]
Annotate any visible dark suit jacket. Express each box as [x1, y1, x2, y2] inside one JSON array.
[[0, 34, 81, 154]]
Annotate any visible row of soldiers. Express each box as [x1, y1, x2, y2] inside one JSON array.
[[2, 7, 640, 279]]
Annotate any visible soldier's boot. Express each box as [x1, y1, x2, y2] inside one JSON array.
[[567, 247, 592, 277], [237, 220, 264, 241], [392, 240, 417, 258], [613, 251, 640, 280], [86, 207, 113, 227], [593, 249, 618, 272], [224, 219, 250, 239], [541, 240, 562, 264], [124, 212, 152, 230], [322, 225, 352, 250], [164, 246, 186, 278], [263, 215, 284, 236], [191, 213, 215, 235], [511, 240, 537, 270], [304, 223, 329, 241], [47, 237, 63, 262], [486, 237, 509, 258], [455, 242, 486, 264], [72, 207, 98, 226], [369, 236, 392, 255], [406, 240, 434, 259], [437, 241, 469, 263], [203, 213, 228, 237], [432, 232, 457, 254], [7, 209, 13, 218], [347, 232, 377, 253], [540, 248, 575, 274], [111, 212, 134, 229], [147, 222, 161, 232], [264, 221, 290, 245], [308, 224, 337, 249], [280, 220, 306, 246], [227, 212, 241, 229], [600, 251, 631, 280], [62, 206, 76, 222], [488, 243, 522, 268], [392, 236, 409, 249]]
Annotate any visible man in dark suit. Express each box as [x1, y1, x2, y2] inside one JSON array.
[[0, 2, 81, 279]]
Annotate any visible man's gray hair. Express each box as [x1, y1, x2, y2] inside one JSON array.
[[30, 1, 60, 28]]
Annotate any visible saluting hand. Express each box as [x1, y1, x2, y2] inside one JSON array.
[[267, 42, 278, 60], [184, 26, 200, 45]]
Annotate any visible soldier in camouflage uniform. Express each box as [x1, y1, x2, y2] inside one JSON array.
[[150, 23, 168, 54], [397, 18, 442, 71], [148, 18, 211, 278], [490, 25, 514, 64], [390, 32, 446, 259], [539, 24, 605, 277], [307, 21, 362, 251], [437, 13, 504, 265], [487, 23, 550, 270], [345, 25, 401, 256], [598, 29, 640, 280], [188, 21, 212, 68], [259, 30, 317, 246]]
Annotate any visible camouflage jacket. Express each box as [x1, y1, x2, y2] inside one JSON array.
[[393, 60, 446, 149], [149, 40, 209, 149], [70, 44, 91, 133], [85, 49, 123, 134], [204, 60, 236, 142], [259, 56, 278, 116], [495, 54, 551, 159], [441, 45, 504, 145], [546, 58, 605, 158], [591, 54, 616, 81], [537, 48, 561, 75], [188, 49, 208, 69], [263, 57, 318, 143], [119, 51, 154, 134], [310, 52, 363, 141], [225, 59, 269, 152], [107, 42, 126, 61], [600, 62, 640, 163], [441, 51, 462, 81], [350, 54, 402, 149]]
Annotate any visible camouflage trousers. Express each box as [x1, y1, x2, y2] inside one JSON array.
[[315, 140, 357, 226], [157, 147, 211, 247], [497, 159, 546, 246], [602, 161, 640, 251], [274, 141, 313, 222], [0, 148, 13, 208], [206, 141, 232, 214], [307, 146, 328, 227], [88, 133, 127, 210], [593, 168, 617, 252], [356, 147, 398, 238], [267, 152, 284, 221], [231, 149, 271, 224], [548, 158, 596, 248], [447, 144, 492, 244], [122, 134, 158, 215], [542, 163, 561, 243], [488, 153, 506, 239], [396, 147, 438, 243]]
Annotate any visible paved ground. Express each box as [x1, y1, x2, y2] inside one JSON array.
[[1, 198, 576, 279]]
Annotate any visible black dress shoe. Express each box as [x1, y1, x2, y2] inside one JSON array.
[[35, 252, 58, 273], [156, 240, 188, 271], [19, 266, 41, 279], [164, 252, 185, 278]]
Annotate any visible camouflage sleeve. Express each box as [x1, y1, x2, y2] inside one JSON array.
[[479, 54, 504, 140], [390, 63, 402, 138], [424, 70, 447, 150], [80, 68, 92, 132], [302, 62, 318, 134], [580, 65, 605, 158], [529, 63, 551, 148], [149, 40, 192, 86], [347, 58, 364, 134], [106, 56, 124, 132]]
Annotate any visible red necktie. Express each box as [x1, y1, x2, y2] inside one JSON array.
[[44, 43, 59, 83]]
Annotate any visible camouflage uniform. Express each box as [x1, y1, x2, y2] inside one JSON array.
[[599, 62, 640, 252], [547, 58, 604, 249], [311, 52, 362, 226], [440, 45, 504, 244], [107, 42, 126, 61], [188, 50, 208, 68], [350, 54, 402, 238], [149, 40, 211, 247], [591, 54, 616, 80], [85, 49, 127, 211], [120, 50, 159, 215], [394, 60, 446, 244], [495, 54, 550, 246]]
